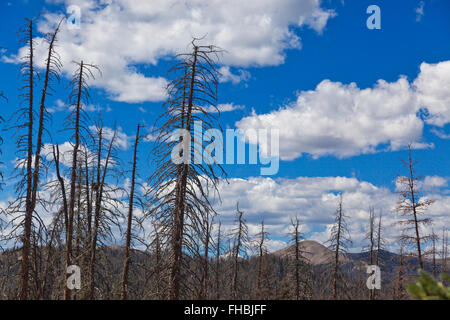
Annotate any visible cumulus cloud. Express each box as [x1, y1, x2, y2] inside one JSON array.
[[218, 66, 251, 85], [414, 60, 450, 126], [89, 125, 132, 151], [237, 61, 450, 160], [196, 103, 245, 114], [3, 0, 335, 103], [211, 176, 450, 252]]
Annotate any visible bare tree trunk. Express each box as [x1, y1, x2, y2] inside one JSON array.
[[121, 124, 141, 300], [88, 126, 115, 299], [367, 207, 375, 300], [215, 222, 221, 300], [407, 148, 423, 269], [200, 214, 211, 300], [231, 203, 248, 300], [64, 61, 84, 300], [333, 198, 343, 300], [169, 46, 199, 300], [19, 19, 34, 300], [291, 217, 301, 300]]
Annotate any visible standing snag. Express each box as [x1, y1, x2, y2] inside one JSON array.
[[327, 193, 352, 299], [395, 145, 434, 269], [121, 124, 143, 300], [149, 39, 225, 300]]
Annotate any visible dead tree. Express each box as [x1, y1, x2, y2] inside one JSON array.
[[254, 219, 270, 299], [13, 18, 36, 300], [0, 18, 58, 299], [442, 228, 448, 274], [394, 245, 406, 300], [149, 39, 225, 300], [64, 61, 100, 299], [0, 92, 5, 185], [375, 211, 384, 266], [199, 209, 213, 300], [428, 229, 439, 278], [214, 221, 222, 300], [373, 210, 385, 299], [395, 145, 434, 269], [87, 123, 121, 299], [121, 124, 142, 300], [289, 216, 312, 300], [230, 202, 249, 300], [327, 193, 352, 299], [365, 207, 376, 300]]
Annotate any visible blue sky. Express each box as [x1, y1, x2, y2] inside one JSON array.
[[0, 0, 449, 252]]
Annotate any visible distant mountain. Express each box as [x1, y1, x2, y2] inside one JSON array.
[[271, 240, 441, 277], [272, 240, 349, 265]]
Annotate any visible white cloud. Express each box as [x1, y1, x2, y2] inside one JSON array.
[[422, 175, 448, 190], [219, 66, 251, 84], [4, 0, 335, 103], [197, 103, 245, 114], [89, 125, 132, 151], [414, 61, 450, 126], [211, 175, 450, 252], [430, 128, 450, 139], [47, 99, 106, 113], [237, 61, 450, 160]]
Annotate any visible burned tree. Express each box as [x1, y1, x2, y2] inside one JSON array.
[[395, 145, 434, 269], [214, 221, 222, 300], [14, 18, 36, 300], [149, 39, 225, 300], [63, 61, 100, 300], [5, 17, 61, 299], [230, 202, 249, 300], [87, 123, 122, 299], [365, 207, 376, 300], [121, 124, 143, 300], [327, 193, 352, 299], [254, 219, 271, 299], [442, 228, 448, 274], [288, 216, 312, 300]]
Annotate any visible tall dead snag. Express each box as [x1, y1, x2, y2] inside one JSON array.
[[0, 93, 6, 185], [214, 221, 222, 300], [87, 123, 120, 299], [254, 219, 271, 299], [149, 39, 225, 300], [394, 245, 406, 300], [428, 229, 439, 278], [365, 207, 376, 300], [230, 202, 249, 300], [327, 193, 352, 299], [442, 228, 448, 274], [4, 18, 40, 300], [199, 209, 213, 300], [64, 61, 100, 300], [395, 145, 434, 269], [121, 124, 142, 300], [289, 216, 311, 300], [374, 211, 384, 299], [375, 211, 384, 267]]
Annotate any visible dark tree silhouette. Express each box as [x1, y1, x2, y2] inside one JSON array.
[[149, 39, 225, 300], [395, 145, 434, 269], [327, 193, 352, 299]]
